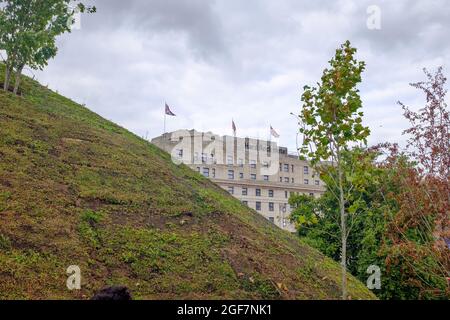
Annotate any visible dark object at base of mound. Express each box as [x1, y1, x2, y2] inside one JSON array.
[[91, 286, 132, 300]]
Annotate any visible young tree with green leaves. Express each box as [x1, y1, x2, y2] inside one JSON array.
[[297, 41, 370, 299], [290, 146, 404, 299], [0, 0, 95, 93]]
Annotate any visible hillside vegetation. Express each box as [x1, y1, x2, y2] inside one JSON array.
[[0, 65, 375, 299]]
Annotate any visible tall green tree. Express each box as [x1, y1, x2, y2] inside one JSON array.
[[0, 0, 95, 93], [290, 148, 386, 289], [297, 41, 370, 299]]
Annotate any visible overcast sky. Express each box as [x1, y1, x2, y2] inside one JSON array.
[[32, 0, 450, 152]]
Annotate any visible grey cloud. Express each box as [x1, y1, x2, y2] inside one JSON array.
[[81, 0, 227, 60], [353, 0, 450, 56]]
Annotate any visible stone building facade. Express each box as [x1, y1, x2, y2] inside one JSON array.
[[152, 129, 325, 232]]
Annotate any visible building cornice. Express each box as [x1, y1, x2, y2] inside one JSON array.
[[212, 178, 325, 192]]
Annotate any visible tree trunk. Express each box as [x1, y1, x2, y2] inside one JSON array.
[[340, 185, 347, 300], [13, 65, 24, 95], [337, 154, 347, 300], [3, 64, 12, 91]]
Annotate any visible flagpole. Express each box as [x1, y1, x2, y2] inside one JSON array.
[[163, 102, 177, 144], [164, 110, 166, 139], [163, 110, 166, 152]]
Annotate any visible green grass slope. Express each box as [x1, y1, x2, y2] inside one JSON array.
[[0, 65, 376, 300]]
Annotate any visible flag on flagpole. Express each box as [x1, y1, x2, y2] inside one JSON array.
[[232, 119, 236, 136], [270, 125, 280, 138], [165, 103, 176, 116]]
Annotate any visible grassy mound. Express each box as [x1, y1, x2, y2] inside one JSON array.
[[0, 65, 375, 300]]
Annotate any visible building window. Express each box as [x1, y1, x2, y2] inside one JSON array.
[[309, 193, 314, 197], [262, 162, 269, 168], [238, 158, 244, 167], [269, 217, 275, 223], [268, 190, 274, 197], [279, 163, 282, 172], [269, 202, 274, 212], [256, 189, 261, 197], [285, 191, 288, 198], [227, 155, 233, 165], [201, 153, 207, 163], [212, 168, 216, 178], [177, 149, 183, 158], [197, 167, 201, 172], [256, 201, 261, 211], [203, 167, 209, 177], [242, 187, 248, 196], [242, 200, 248, 206], [304, 179, 309, 185], [228, 170, 234, 180], [284, 177, 289, 183], [240, 172, 244, 179], [250, 160, 257, 169], [228, 186, 234, 194], [291, 178, 294, 183], [304, 166, 309, 174], [263, 175, 269, 181], [291, 164, 294, 172], [279, 177, 283, 182], [251, 174, 256, 180], [194, 152, 199, 162], [284, 164, 289, 172], [315, 180, 320, 186]]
